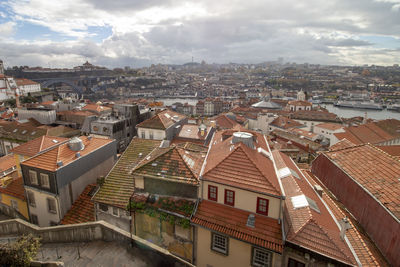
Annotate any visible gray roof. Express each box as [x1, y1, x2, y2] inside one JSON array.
[[252, 100, 282, 109]]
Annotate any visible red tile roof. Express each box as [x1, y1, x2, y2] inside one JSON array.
[[10, 135, 68, 157], [203, 130, 281, 196], [303, 170, 390, 266], [329, 138, 356, 151], [21, 136, 113, 171], [191, 200, 283, 253], [15, 78, 39, 86], [315, 122, 344, 131], [61, 184, 96, 225], [377, 145, 400, 158], [322, 144, 400, 220], [273, 151, 357, 265], [137, 109, 186, 130], [0, 155, 16, 172], [334, 120, 397, 145], [270, 116, 303, 129], [0, 176, 25, 200], [212, 114, 240, 129]]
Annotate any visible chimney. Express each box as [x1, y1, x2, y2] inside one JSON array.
[[313, 184, 323, 197], [339, 217, 351, 239]]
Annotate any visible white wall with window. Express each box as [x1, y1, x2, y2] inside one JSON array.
[[25, 188, 60, 227], [137, 127, 166, 140]]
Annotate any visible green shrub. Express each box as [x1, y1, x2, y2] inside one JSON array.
[[0, 234, 41, 267]]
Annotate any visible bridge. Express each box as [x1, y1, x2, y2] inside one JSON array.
[[40, 78, 84, 95]]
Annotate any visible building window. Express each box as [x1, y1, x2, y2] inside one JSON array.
[[252, 247, 271, 267], [141, 131, 145, 139], [256, 197, 269, 216], [224, 189, 235, 206], [99, 203, 108, 212], [40, 173, 50, 189], [27, 191, 36, 207], [149, 131, 154, 139], [29, 170, 38, 185], [47, 198, 57, 214], [10, 199, 18, 211], [208, 185, 218, 201], [112, 207, 119, 216], [211, 233, 228, 255], [288, 258, 305, 267], [31, 214, 38, 225]]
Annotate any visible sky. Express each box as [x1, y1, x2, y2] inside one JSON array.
[[0, 0, 400, 68]]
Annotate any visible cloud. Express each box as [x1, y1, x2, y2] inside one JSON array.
[[0, 21, 15, 36], [0, 0, 400, 67]]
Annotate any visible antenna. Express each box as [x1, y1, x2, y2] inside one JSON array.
[[192, 56, 194, 63]]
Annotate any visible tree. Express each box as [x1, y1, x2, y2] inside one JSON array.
[[0, 234, 41, 267]]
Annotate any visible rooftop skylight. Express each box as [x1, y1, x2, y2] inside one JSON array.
[[291, 194, 320, 213]]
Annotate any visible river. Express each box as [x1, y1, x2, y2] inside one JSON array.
[[156, 98, 400, 120], [323, 104, 400, 120]]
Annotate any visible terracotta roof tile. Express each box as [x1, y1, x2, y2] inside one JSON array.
[[93, 138, 161, 208], [191, 200, 283, 253], [0, 175, 25, 200], [212, 114, 240, 129], [10, 135, 68, 157], [0, 154, 16, 172], [21, 136, 113, 172], [203, 130, 281, 196], [315, 122, 344, 131], [137, 109, 186, 130], [273, 151, 357, 265], [61, 184, 96, 225], [322, 144, 400, 220], [270, 116, 304, 129], [334, 120, 398, 145], [329, 139, 356, 151], [303, 170, 390, 266]]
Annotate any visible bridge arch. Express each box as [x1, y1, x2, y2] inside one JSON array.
[[41, 79, 83, 95]]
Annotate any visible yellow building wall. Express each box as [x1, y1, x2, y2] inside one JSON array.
[[201, 181, 282, 220], [195, 227, 281, 267], [0, 193, 29, 219], [14, 154, 28, 176]]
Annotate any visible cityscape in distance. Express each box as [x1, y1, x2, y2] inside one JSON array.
[[0, 0, 399, 267]]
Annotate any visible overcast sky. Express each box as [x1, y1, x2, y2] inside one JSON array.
[[0, 0, 400, 68]]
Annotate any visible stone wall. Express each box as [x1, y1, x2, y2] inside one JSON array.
[[0, 219, 193, 267]]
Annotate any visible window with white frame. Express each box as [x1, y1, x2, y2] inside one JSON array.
[[211, 233, 228, 255], [252, 247, 272, 267], [29, 170, 38, 185], [40, 173, 50, 189], [149, 131, 154, 139], [47, 198, 57, 214], [141, 130, 145, 139]]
